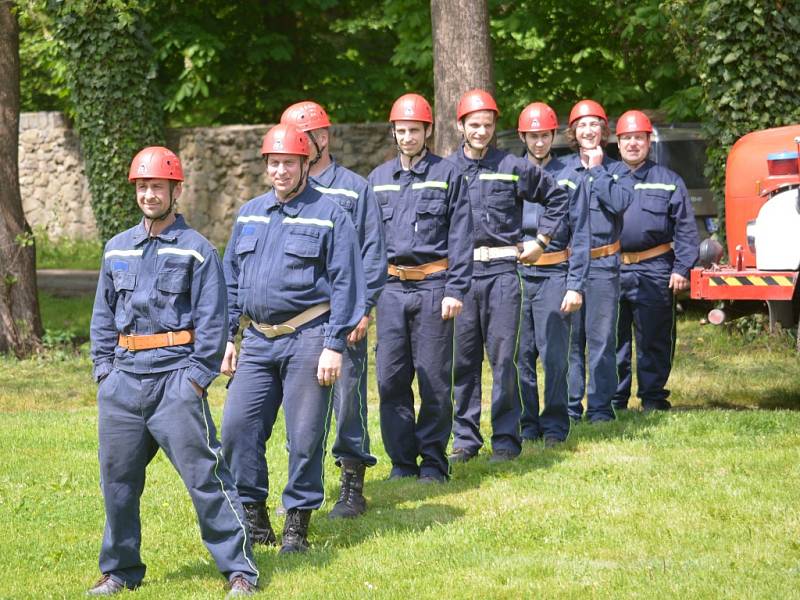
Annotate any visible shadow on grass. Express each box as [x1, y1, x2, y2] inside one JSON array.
[[166, 502, 465, 587]]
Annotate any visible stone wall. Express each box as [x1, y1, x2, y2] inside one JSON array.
[[19, 112, 397, 245]]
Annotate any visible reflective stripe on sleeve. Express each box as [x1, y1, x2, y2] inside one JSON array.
[[557, 179, 578, 190], [283, 217, 334, 228], [313, 185, 360, 199], [634, 183, 677, 191], [478, 173, 519, 182], [104, 249, 143, 259], [411, 181, 448, 190], [157, 248, 205, 263]]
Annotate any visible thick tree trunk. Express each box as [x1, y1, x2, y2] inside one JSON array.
[[430, 0, 494, 156], [0, 2, 43, 356]]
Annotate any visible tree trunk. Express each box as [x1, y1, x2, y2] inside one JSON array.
[[0, 2, 43, 357], [430, 0, 494, 156]]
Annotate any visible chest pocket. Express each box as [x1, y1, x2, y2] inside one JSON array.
[[589, 203, 614, 239], [377, 196, 394, 222], [283, 230, 323, 290], [483, 180, 517, 229], [414, 192, 448, 245], [156, 267, 192, 330], [111, 271, 136, 331], [334, 196, 355, 214], [235, 235, 258, 290], [641, 191, 670, 234]]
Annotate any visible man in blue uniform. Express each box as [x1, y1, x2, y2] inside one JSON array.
[[564, 99, 633, 426], [281, 101, 386, 519], [515, 102, 591, 445], [221, 124, 365, 553], [448, 89, 570, 461], [89, 147, 257, 597], [371, 93, 473, 482], [612, 110, 699, 411]]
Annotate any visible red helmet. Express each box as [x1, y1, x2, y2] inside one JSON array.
[[616, 110, 653, 135], [261, 124, 310, 157], [568, 99, 608, 126], [518, 102, 559, 132], [389, 93, 433, 124], [128, 146, 184, 182], [280, 100, 331, 132], [457, 89, 499, 121]]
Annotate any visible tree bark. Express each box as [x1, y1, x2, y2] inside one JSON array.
[[0, 2, 43, 356], [430, 0, 494, 156]]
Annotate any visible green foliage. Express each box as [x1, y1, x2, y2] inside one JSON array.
[[34, 228, 103, 270], [490, 0, 696, 128], [51, 0, 164, 242], [669, 0, 800, 238]]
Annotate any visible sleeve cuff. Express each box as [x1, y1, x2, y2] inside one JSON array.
[[187, 364, 216, 389], [93, 361, 113, 383], [324, 336, 346, 353], [444, 287, 464, 302]]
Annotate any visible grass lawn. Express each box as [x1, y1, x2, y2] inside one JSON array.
[[1, 297, 799, 598]]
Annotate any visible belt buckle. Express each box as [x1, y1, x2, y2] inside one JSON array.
[[623, 253, 636, 265], [262, 323, 297, 339], [396, 267, 408, 281], [477, 247, 490, 262], [121, 335, 135, 351]]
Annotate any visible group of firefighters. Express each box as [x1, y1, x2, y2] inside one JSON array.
[[88, 89, 699, 596]]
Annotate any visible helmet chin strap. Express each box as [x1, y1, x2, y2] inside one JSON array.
[[284, 158, 308, 200], [145, 181, 176, 237], [306, 131, 324, 167], [392, 125, 428, 167]]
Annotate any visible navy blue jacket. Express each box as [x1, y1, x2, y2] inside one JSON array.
[[520, 155, 591, 294], [222, 185, 365, 353], [310, 158, 386, 315], [562, 153, 633, 276], [447, 146, 570, 261], [617, 160, 699, 277], [90, 214, 227, 389], [368, 151, 473, 301]]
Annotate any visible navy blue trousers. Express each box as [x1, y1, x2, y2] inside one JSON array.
[[613, 269, 675, 410], [376, 279, 454, 480], [568, 274, 620, 422], [222, 322, 334, 511], [518, 272, 572, 442], [97, 368, 257, 588], [453, 268, 523, 456], [331, 335, 376, 466]]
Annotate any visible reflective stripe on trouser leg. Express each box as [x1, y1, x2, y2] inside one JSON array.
[[452, 279, 485, 454], [279, 324, 334, 510], [377, 284, 419, 477], [567, 303, 587, 419], [411, 285, 455, 479], [484, 271, 523, 454], [630, 272, 675, 408], [530, 274, 572, 441], [583, 275, 620, 422], [222, 331, 283, 504], [518, 271, 542, 440], [97, 368, 157, 587], [103, 369, 258, 584], [331, 335, 376, 466]]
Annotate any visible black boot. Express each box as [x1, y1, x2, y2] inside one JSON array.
[[279, 508, 312, 554], [328, 460, 367, 519], [242, 501, 277, 546]]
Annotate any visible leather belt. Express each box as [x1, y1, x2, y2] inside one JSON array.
[[621, 242, 673, 265], [387, 258, 449, 281], [118, 329, 194, 351], [473, 245, 519, 262], [520, 248, 571, 266], [253, 303, 331, 339], [590, 240, 621, 260]]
